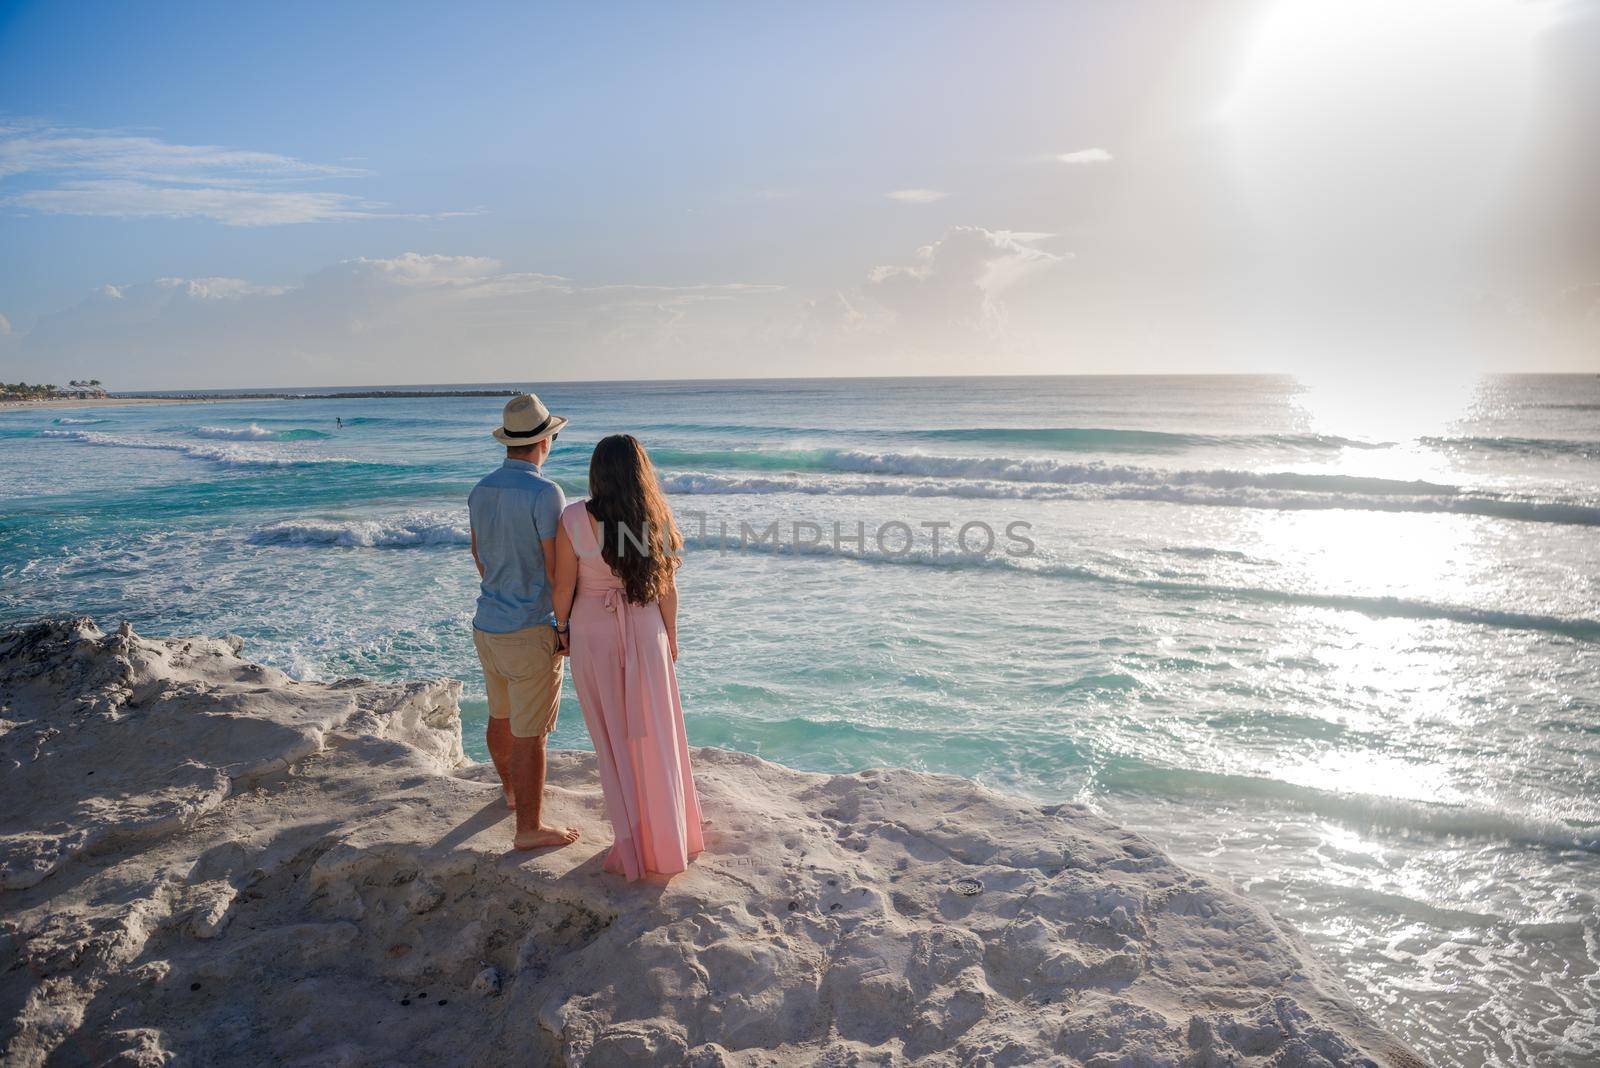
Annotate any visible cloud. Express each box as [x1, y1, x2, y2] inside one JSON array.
[[2, 228, 1079, 385], [885, 188, 949, 204], [1056, 147, 1112, 164], [866, 226, 1063, 336], [0, 123, 452, 225], [0, 311, 9, 334], [333, 252, 508, 287], [0, 125, 366, 183], [3, 180, 407, 227], [5, 253, 790, 386]]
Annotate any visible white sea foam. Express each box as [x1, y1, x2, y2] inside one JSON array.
[[251, 511, 471, 548], [659, 471, 1600, 526], [1100, 761, 1600, 853], [240, 504, 1600, 638], [656, 446, 1462, 495], [194, 423, 275, 440], [39, 429, 346, 468], [51, 417, 106, 425], [821, 449, 1460, 494], [676, 532, 1600, 639]]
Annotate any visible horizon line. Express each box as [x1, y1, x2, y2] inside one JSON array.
[[105, 368, 1600, 395]]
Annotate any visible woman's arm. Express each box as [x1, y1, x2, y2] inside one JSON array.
[[552, 523, 578, 654], [661, 570, 679, 662]]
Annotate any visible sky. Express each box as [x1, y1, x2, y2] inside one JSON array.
[[1, 0, 1596, 388]]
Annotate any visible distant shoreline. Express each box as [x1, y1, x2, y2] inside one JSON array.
[[0, 389, 519, 412], [0, 396, 246, 412]]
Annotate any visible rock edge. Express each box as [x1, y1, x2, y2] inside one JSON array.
[[0, 619, 1422, 1067]]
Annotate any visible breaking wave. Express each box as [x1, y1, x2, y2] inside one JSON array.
[[1422, 436, 1600, 459], [651, 447, 1460, 495], [638, 423, 1390, 453], [194, 423, 276, 440], [40, 429, 350, 468], [659, 471, 1600, 526], [193, 424, 331, 442], [241, 504, 1600, 639], [917, 427, 1390, 452], [250, 511, 471, 548]]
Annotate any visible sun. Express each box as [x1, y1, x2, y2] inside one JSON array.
[[1221, 0, 1548, 125], [1217, 0, 1554, 378]]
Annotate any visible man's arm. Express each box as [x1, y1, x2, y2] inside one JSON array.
[[541, 536, 559, 591], [536, 482, 567, 592], [470, 526, 484, 579], [551, 525, 577, 657]]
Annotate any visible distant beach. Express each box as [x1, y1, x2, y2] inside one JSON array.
[[1, 388, 520, 412], [0, 395, 253, 412]]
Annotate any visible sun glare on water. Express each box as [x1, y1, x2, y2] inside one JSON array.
[[1291, 367, 1484, 445]]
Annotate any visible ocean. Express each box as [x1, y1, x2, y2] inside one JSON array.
[[2, 374, 1596, 1066]]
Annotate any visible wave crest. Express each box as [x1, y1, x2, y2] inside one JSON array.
[[193, 424, 331, 442], [659, 471, 1600, 526], [638, 423, 1391, 453], [651, 447, 1461, 496], [251, 512, 471, 548], [237, 504, 1598, 638], [40, 429, 349, 468], [1422, 435, 1600, 459], [194, 423, 275, 440]]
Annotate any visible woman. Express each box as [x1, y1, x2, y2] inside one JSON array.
[[552, 434, 703, 880]]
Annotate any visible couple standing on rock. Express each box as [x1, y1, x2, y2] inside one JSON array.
[[467, 392, 703, 880]]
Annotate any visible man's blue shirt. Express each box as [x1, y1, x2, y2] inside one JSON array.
[[468, 459, 566, 633]]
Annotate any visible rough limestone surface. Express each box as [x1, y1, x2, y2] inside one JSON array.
[[0, 620, 1422, 1067]]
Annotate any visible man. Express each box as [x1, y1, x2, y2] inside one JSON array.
[[469, 392, 580, 850]]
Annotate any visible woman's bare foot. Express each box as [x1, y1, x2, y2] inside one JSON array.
[[513, 825, 581, 850]]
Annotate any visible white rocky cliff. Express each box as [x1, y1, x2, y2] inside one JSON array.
[[0, 620, 1421, 1066]]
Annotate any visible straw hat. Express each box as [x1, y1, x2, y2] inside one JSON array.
[[492, 392, 568, 446]]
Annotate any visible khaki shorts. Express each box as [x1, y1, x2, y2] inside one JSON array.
[[473, 625, 562, 738]]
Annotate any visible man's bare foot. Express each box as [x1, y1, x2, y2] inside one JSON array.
[[513, 825, 581, 850], [503, 788, 516, 811]]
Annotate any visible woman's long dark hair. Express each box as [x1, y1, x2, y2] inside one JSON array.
[[585, 434, 682, 605]]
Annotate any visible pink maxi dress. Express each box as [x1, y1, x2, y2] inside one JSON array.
[[562, 501, 703, 880]]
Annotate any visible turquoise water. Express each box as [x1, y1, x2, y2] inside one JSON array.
[[3, 375, 1598, 1065]]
